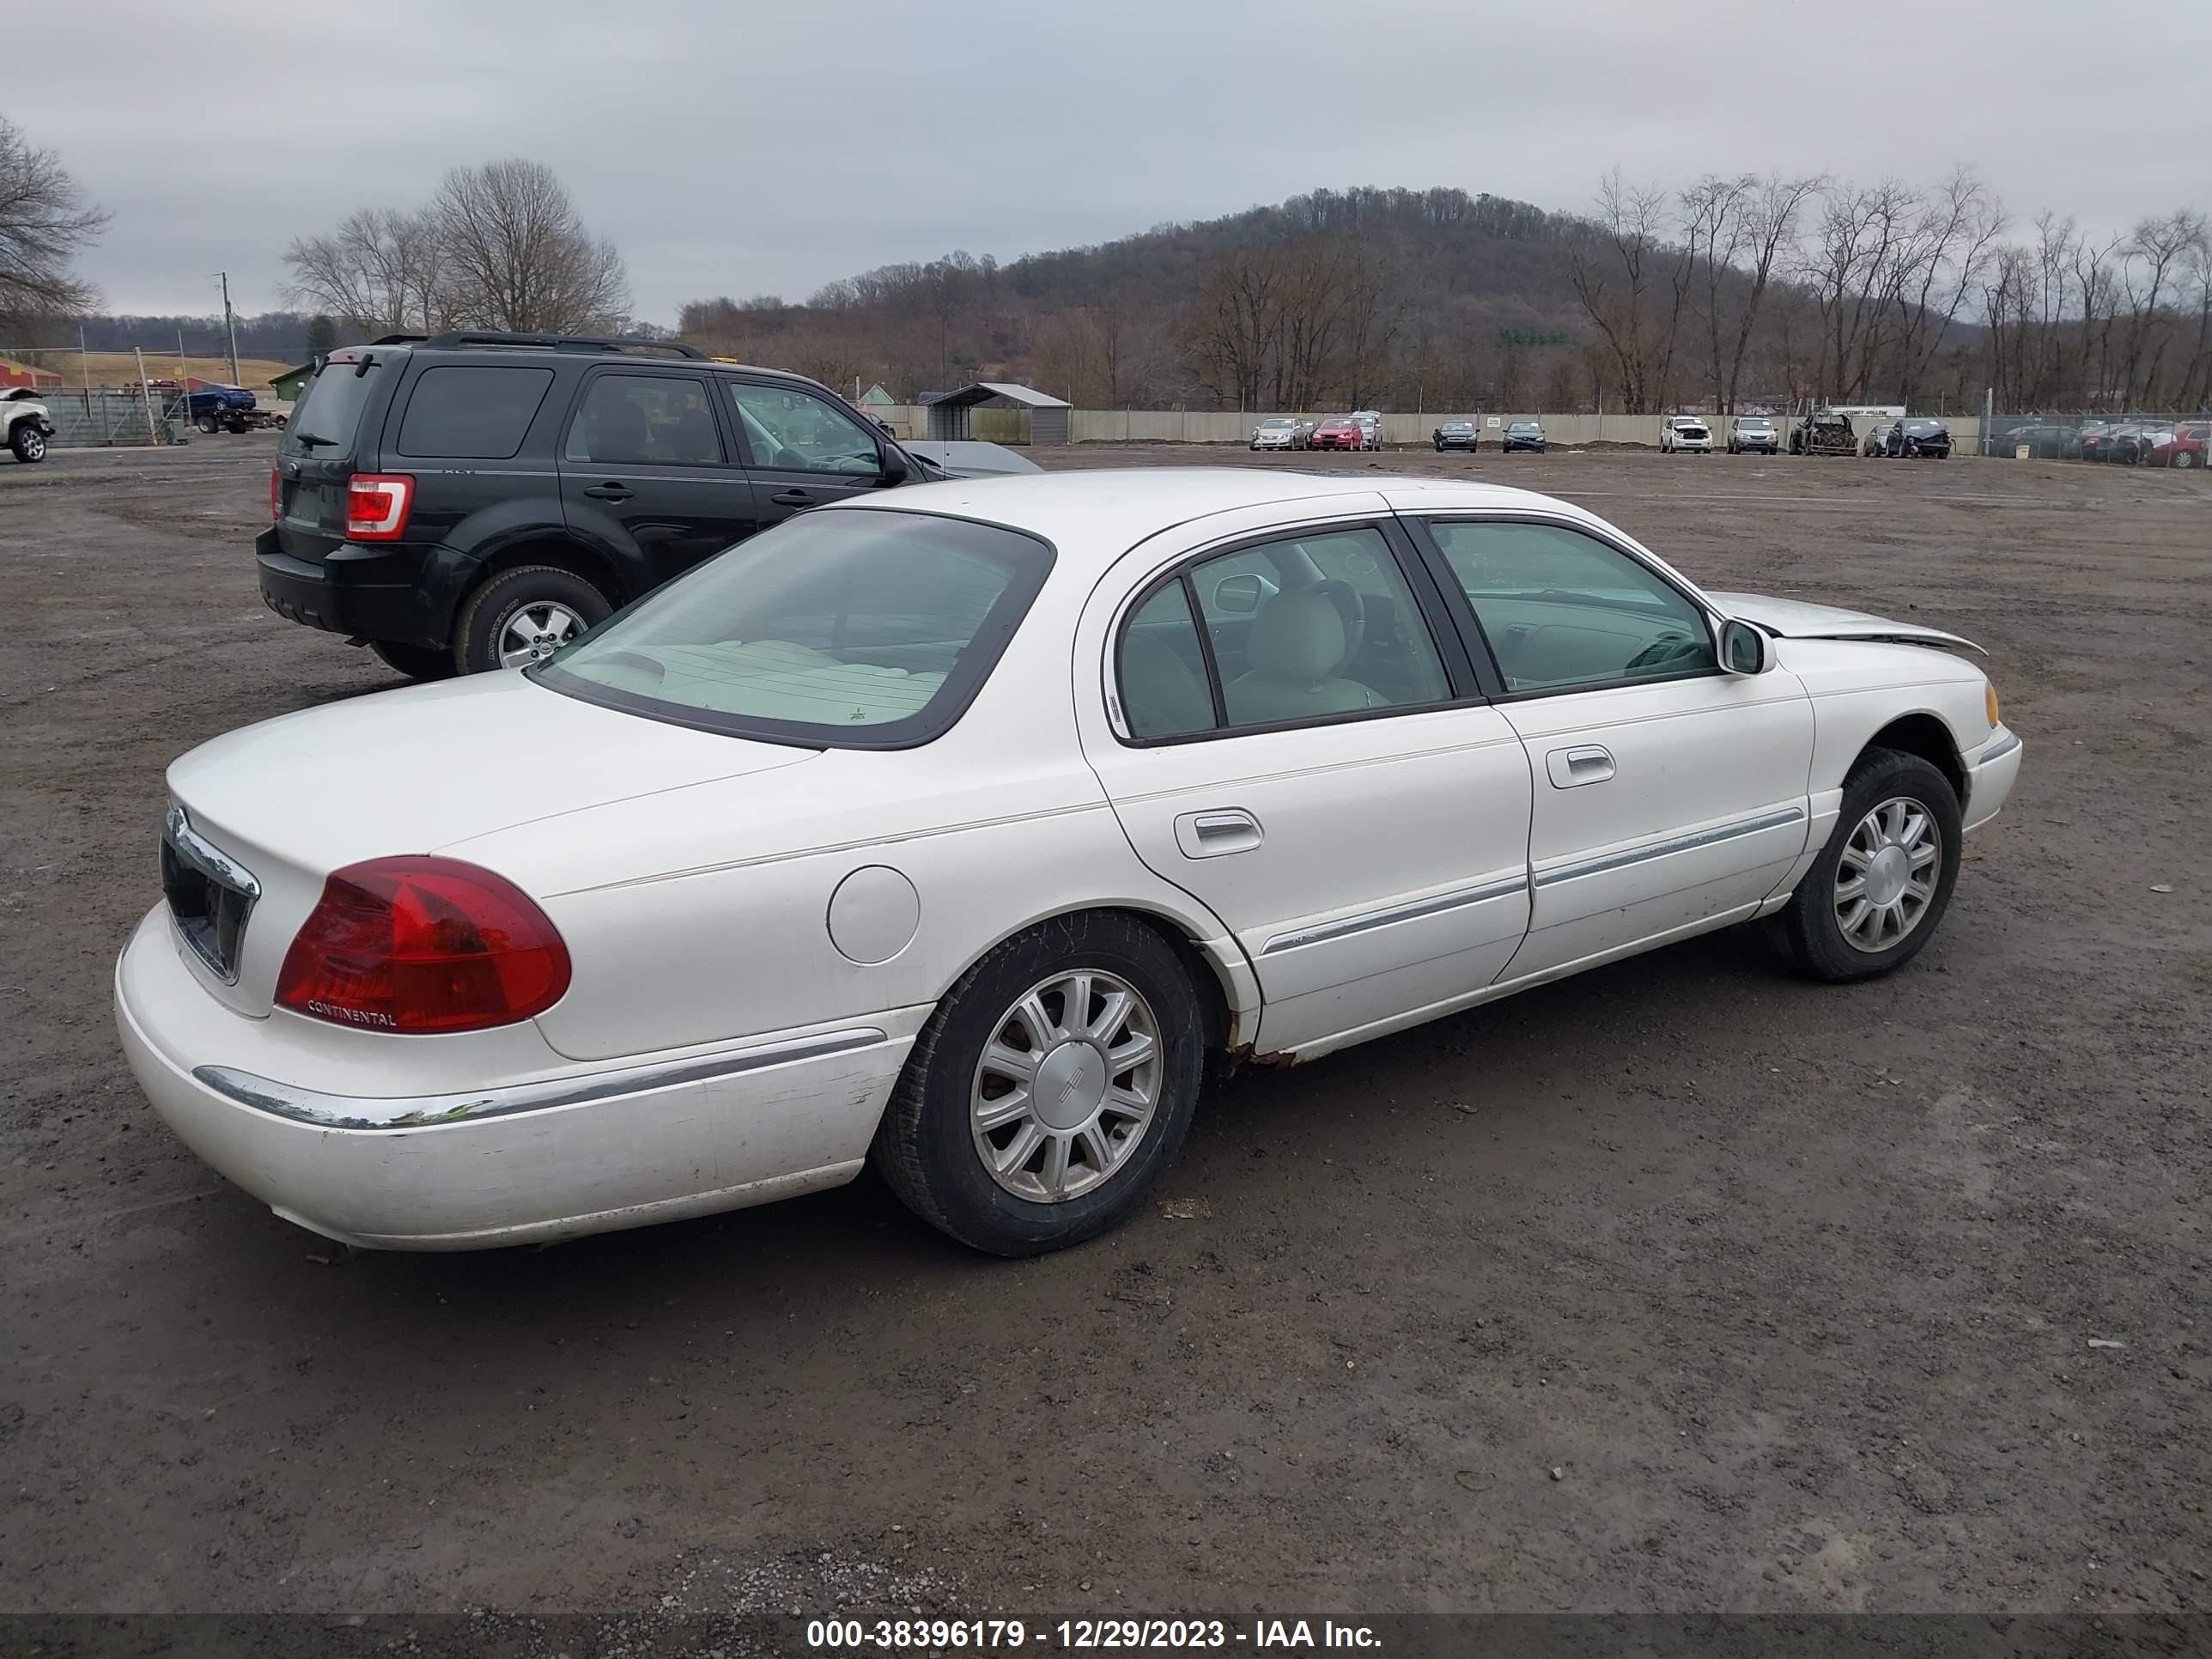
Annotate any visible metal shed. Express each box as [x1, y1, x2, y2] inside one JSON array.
[[925, 381, 1072, 447]]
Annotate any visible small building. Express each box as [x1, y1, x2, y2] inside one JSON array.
[[924, 381, 1072, 447], [0, 357, 64, 392], [270, 362, 317, 404], [856, 383, 895, 411]]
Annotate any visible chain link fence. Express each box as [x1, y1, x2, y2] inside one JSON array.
[[1982, 412, 2209, 469]]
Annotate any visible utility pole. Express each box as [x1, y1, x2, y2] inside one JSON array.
[[218, 271, 241, 386]]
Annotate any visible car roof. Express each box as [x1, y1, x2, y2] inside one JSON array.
[[832, 466, 1583, 575]]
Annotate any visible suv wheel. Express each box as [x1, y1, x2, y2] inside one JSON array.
[[9, 423, 47, 464], [370, 641, 459, 681], [454, 564, 612, 674]]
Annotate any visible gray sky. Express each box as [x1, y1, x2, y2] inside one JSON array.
[[11, 0, 2207, 321]]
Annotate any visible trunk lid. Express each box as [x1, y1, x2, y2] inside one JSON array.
[[163, 672, 819, 1016], [1707, 590, 1983, 653]]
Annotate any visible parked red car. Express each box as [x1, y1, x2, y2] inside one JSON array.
[[2148, 423, 2208, 470], [1308, 416, 1367, 452]]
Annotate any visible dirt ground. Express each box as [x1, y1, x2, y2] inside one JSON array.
[[2, 435, 2208, 1628]]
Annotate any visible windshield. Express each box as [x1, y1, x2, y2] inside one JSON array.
[[1260, 417, 1295, 428], [1510, 422, 1540, 434], [536, 508, 1055, 749], [283, 353, 390, 459]]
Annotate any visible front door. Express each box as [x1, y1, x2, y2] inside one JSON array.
[[1079, 510, 1535, 1060], [1408, 514, 1814, 982], [557, 369, 760, 593], [724, 380, 893, 529]]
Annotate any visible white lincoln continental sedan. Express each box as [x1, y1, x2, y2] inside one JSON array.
[[118, 471, 2022, 1255]]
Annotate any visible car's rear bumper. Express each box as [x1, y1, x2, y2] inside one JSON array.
[[115, 906, 918, 1250], [256, 527, 462, 647], [1963, 727, 2022, 831]]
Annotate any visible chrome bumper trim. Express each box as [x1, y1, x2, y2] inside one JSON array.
[[192, 1026, 891, 1131], [1534, 806, 1807, 889], [1262, 872, 1528, 956], [1975, 731, 2021, 767]]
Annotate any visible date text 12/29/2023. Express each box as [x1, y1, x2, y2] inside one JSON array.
[[807, 1618, 1382, 1649]]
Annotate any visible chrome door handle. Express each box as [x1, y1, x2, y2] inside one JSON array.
[[1175, 808, 1263, 859], [1546, 745, 1616, 788]]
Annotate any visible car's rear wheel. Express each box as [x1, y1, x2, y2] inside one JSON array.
[[872, 913, 1206, 1255], [454, 564, 612, 673], [10, 424, 47, 463], [1773, 747, 1963, 983], [2174, 451, 2197, 469], [370, 640, 459, 681], [195, 414, 218, 435]]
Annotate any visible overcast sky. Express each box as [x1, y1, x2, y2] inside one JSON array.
[[11, 0, 2208, 321]]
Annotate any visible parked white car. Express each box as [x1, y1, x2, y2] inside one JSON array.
[[4, 388, 55, 463], [1350, 410, 1384, 449], [1661, 416, 1712, 453], [117, 471, 2021, 1256]]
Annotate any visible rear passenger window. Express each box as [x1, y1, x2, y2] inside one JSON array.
[[395, 367, 554, 459], [566, 374, 725, 467], [1115, 526, 1453, 740], [1119, 582, 1217, 739]]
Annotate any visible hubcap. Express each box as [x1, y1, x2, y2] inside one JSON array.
[[495, 601, 586, 669], [1835, 796, 1942, 954], [970, 969, 1161, 1203]]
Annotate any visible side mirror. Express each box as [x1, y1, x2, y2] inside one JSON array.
[[1212, 573, 1269, 615], [1718, 618, 1771, 675], [877, 446, 910, 485]]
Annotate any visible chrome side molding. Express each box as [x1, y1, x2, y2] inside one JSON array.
[[193, 1026, 892, 1131]]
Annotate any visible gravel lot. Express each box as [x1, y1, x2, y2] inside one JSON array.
[[3, 435, 2207, 1624]]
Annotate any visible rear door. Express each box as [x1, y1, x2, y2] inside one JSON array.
[[1078, 502, 1535, 1060], [723, 379, 896, 528], [271, 346, 404, 562], [556, 368, 760, 592]]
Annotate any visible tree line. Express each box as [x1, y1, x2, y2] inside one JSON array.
[[7, 109, 2207, 416]]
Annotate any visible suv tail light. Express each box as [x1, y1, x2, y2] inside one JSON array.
[[275, 857, 570, 1035], [269, 465, 281, 523], [345, 473, 415, 541]]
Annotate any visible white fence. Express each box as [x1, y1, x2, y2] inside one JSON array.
[[872, 406, 1984, 451]]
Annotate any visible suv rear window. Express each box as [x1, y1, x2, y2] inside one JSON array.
[[396, 366, 555, 459], [283, 356, 392, 462], [536, 508, 1054, 749]]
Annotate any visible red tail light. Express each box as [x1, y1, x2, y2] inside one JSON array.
[[269, 465, 281, 523], [275, 857, 570, 1035], [345, 473, 415, 541]]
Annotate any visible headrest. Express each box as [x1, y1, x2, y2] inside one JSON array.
[[1246, 589, 1347, 683]]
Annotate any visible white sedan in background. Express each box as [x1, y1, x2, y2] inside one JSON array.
[[1661, 416, 1713, 453], [118, 471, 2021, 1256]]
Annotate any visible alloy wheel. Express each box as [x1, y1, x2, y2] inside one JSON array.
[[495, 601, 587, 669], [1835, 796, 1942, 953], [969, 969, 1161, 1203]]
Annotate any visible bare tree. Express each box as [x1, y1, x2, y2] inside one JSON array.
[[431, 160, 628, 335], [0, 114, 109, 321], [1568, 172, 1679, 413], [1724, 173, 1821, 411], [1680, 173, 1751, 411], [1182, 246, 1286, 408], [284, 207, 448, 336], [1890, 168, 2007, 409], [2116, 210, 2204, 406]]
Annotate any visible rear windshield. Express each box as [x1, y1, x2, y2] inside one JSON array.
[[535, 508, 1055, 749], [283, 354, 393, 461]]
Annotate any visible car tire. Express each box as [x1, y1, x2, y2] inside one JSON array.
[[1772, 747, 1964, 984], [453, 564, 613, 674], [2173, 452, 2197, 469], [872, 912, 1206, 1256], [195, 414, 218, 435], [9, 424, 47, 463], [370, 640, 459, 681]]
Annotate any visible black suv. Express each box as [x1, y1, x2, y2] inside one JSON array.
[[260, 332, 951, 678]]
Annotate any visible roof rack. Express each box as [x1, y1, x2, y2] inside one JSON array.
[[416, 331, 707, 360]]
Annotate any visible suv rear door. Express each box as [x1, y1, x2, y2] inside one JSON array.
[[557, 368, 760, 590], [723, 378, 895, 530], [272, 346, 404, 560]]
